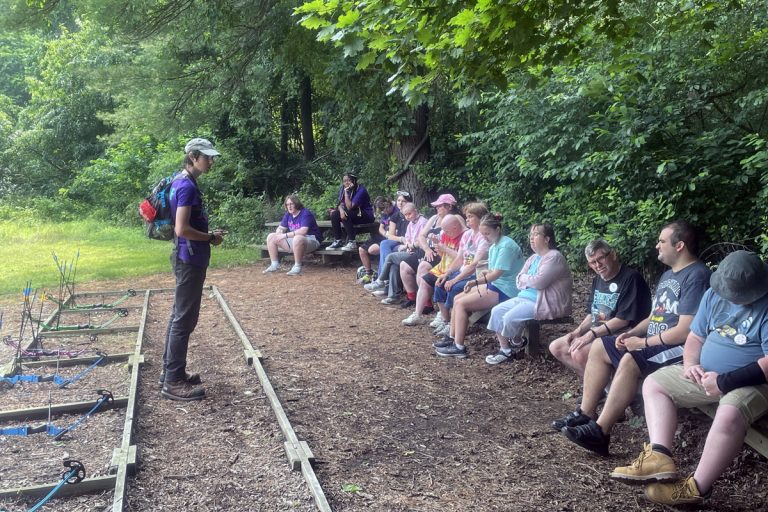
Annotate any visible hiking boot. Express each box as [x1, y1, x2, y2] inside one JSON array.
[[429, 316, 446, 329], [286, 265, 302, 276], [380, 296, 399, 305], [402, 312, 427, 326], [435, 344, 468, 359], [341, 241, 358, 251], [610, 443, 678, 484], [262, 264, 280, 274], [432, 335, 455, 349], [161, 380, 205, 401], [399, 299, 416, 309], [364, 280, 387, 292], [563, 419, 610, 456], [158, 371, 202, 388], [551, 408, 591, 431], [326, 240, 343, 250], [644, 474, 708, 505], [485, 350, 515, 365]]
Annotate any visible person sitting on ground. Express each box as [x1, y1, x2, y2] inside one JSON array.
[[432, 213, 525, 358], [610, 250, 768, 506], [356, 195, 409, 284], [263, 194, 323, 276], [464, 223, 573, 364], [556, 220, 710, 455], [402, 214, 466, 326], [327, 172, 375, 252], [366, 203, 427, 305], [398, 193, 463, 310], [428, 202, 490, 338], [549, 239, 652, 377]]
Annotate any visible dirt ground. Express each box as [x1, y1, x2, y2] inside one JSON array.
[[2, 257, 768, 511]]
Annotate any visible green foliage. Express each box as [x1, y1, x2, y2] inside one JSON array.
[[213, 193, 278, 246]]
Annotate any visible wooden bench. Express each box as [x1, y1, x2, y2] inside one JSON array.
[[262, 220, 379, 265], [467, 309, 573, 356], [698, 401, 768, 458]]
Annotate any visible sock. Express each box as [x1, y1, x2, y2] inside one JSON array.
[[454, 343, 465, 349], [651, 443, 673, 457], [270, 260, 279, 267], [406, 292, 416, 300], [500, 347, 512, 355], [426, 300, 433, 308]]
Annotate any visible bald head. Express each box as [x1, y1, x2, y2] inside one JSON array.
[[441, 214, 465, 238]]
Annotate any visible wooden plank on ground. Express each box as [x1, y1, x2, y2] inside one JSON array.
[[0, 475, 116, 500], [0, 397, 129, 422]]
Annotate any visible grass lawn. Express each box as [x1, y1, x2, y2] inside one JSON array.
[[0, 219, 259, 297]]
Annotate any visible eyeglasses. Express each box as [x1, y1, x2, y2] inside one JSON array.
[[284, 202, 295, 207], [587, 252, 610, 267]]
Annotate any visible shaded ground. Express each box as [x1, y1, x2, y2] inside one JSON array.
[[1, 258, 768, 511]]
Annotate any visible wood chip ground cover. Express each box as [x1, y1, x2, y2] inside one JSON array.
[[1, 262, 767, 511]]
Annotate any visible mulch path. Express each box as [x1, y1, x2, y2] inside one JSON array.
[[1, 257, 768, 511]]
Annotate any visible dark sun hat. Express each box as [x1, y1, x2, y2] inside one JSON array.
[[710, 250, 768, 304]]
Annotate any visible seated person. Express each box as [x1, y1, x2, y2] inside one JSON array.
[[549, 239, 651, 377], [356, 195, 409, 284], [610, 250, 768, 506], [429, 202, 490, 337], [402, 214, 466, 326], [374, 190, 413, 280], [366, 203, 427, 305], [263, 194, 322, 276], [475, 223, 573, 364], [556, 221, 710, 456], [432, 213, 525, 358], [326, 172, 374, 251]]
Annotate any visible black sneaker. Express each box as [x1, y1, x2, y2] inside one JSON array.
[[421, 305, 435, 315], [432, 336, 455, 349], [399, 299, 416, 309], [563, 419, 610, 456], [435, 344, 468, 359], [551, 407, 591, 431], [158, 371, 202, 388], [161, 380, 205, 401], [326, 240, 343, 250]]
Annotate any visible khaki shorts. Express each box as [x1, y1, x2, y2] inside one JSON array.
[[286, 235, 320, 253], [650, 365, 768, 425]]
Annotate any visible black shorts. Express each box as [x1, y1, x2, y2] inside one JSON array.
[[602, 336, 684, 377], [360, 234, 385, 251], [421, 272, 438, 287]]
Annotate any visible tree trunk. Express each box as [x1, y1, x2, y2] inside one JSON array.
[[280, 94, 290, 163], [391, 104, 431, 208], [299, 73, 315, 161]]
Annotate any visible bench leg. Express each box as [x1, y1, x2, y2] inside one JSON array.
[[525, 320, 541, 357]]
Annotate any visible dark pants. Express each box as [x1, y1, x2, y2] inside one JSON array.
[[163, 252, 207, 382], [330, 207, 374, 241]]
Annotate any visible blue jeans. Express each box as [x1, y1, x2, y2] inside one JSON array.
[[163, 252, 207, 382], [378, 239, 399, 271]]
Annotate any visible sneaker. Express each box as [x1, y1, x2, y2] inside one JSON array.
[[286, 265, 302, 276], [433, 324, 451, 337], [610, 443, 678, 484], [550, 407, 591, 431], [402, 312, 427, 326], [380, 296, 399, 305], [364, 280, 387, 292], [562, 419, 610, 456], [421, 305, 435, 315], [435, 344, 468, 358], [356, 273, 373, 285], [341, 241, 358, 251], [644, 474, 708, 505], [158, 371, 202, 388], [262, 264, 280, 274], [429, 316, 446, 329], [485, 350, 515, 365], [372, 289, 388, 297], [399, 299, 416, 309], [432, 336, 455, 349], [326, 240, 343, 250], [161, 380, 205, 401]]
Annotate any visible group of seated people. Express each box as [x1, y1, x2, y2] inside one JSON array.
[[263, 181, 768, 508]]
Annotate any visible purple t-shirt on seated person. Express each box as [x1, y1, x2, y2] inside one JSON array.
[[279, 208, 323, 241], [170, 173, 210, 268], [337, 184, 374, 220]]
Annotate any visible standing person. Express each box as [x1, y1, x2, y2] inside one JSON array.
[[161, 138, 225, 401], [263, 194, 323, 276], [611, 251, 768, 506], [548, 239, 652, 377], [556, 221, 710, 453], [326, 172, 374, 251]]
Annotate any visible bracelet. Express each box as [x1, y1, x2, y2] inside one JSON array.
[[658, 332, 666, 346], [604, 324, 613, 336], [589, 329, 598, 339], [644, 338, 649, 348]]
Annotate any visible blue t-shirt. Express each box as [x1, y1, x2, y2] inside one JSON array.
[[170, 174, 210, 268], [692, 288, 768, 373], [517, 255, 542, 303], [280, 208, 323, 241], [488, 236, 524, 298], [647, 261, 710, 337]]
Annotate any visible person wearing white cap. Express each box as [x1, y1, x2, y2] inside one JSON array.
[[161, 137, 225, 401], [611, 250, 768, 506]]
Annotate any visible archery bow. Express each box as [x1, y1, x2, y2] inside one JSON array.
[[27, 459, 86, 512], [0, 352, 107, 389]]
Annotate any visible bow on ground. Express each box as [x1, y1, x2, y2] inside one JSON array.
[[26, 459, 86, 512], [0, 389, 114, 440], [39, 308, 129, 332], [3, 335, 94, 360], [0, 352, 107, 389]]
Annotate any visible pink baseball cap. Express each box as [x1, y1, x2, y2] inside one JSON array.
[[430, 193, 457, 207]]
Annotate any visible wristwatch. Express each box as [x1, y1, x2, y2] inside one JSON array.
[[208, 233, 216, 243]]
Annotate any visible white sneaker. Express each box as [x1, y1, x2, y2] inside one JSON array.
[[429, 316, 446, 329], [434, 324, 451, 337], [262, 264, 280, 274], [364, 280, 387, 292], [286, 265, 302, 276], [402, 312, 427, 326], [372, 289, 388, 297], [341, 241, 358, 251]]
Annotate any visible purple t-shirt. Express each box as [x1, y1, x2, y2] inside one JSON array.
[[279, 208, 323, 241], [337, 184, 374, 220], [169, 174, 210, 268]]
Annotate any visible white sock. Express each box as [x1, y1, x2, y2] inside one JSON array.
[[500, 347, 512, 355], [270, 260, 279, 267], [454, 343, 465, 349]]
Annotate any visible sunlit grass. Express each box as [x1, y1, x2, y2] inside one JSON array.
[[0, 219, 259, 297]]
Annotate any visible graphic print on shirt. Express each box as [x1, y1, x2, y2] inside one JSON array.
[[648, 278, 681, 335], [591, 289, 619, 324]]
